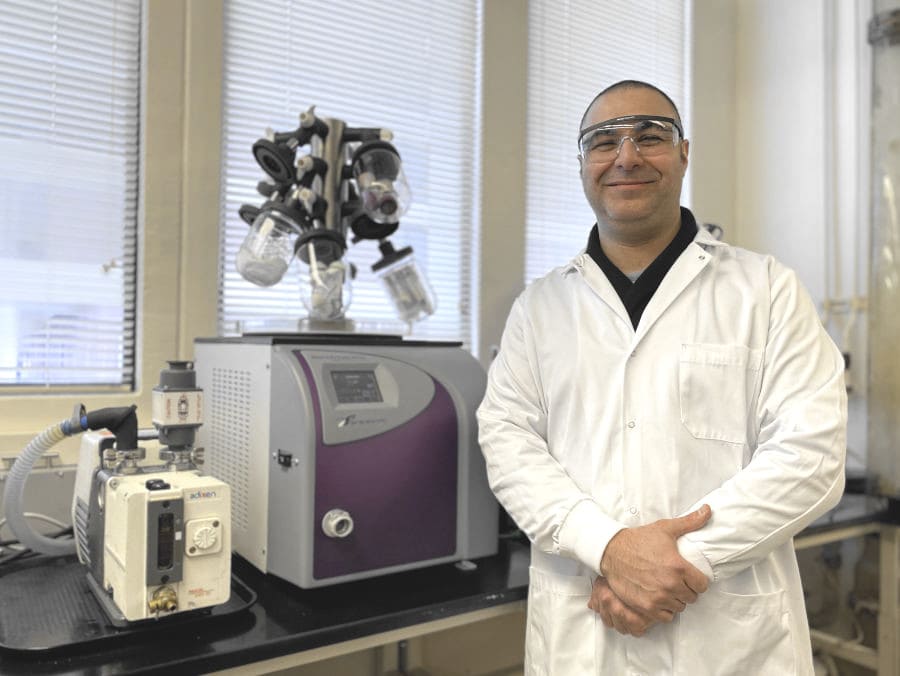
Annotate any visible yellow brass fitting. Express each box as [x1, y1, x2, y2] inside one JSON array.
[[148, 585, 178, 613]]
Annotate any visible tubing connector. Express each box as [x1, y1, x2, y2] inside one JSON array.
[[148, 586, 178, 613], [85, 405, 139, 451], [61, 404, 87, 436]]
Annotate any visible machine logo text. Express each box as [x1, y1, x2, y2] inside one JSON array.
[[188, 489, 217, 500], [337, 414, 387, 428]]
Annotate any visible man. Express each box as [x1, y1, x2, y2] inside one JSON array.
[[476, 80, 846, 675]]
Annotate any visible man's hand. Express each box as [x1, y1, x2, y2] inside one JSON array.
[[588, 576, 657, 637], [599, 504, 712, 623]]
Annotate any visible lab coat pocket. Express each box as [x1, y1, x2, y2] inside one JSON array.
[[676, 588, 795, 676], [679, 343, 762, 444], [524, 567, 594, 676]]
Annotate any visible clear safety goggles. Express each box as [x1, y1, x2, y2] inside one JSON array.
[[578, 115, 684, 163]]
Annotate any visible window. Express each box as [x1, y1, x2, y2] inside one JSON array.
[[0, 0, 141, 387], [524, 0, 691, 282], [219, 1, 481, 346]]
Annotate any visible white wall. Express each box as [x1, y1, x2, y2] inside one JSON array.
[[691, 0, 870, 472], [478, 0, 528, 366], [689, 0, 738, 233]]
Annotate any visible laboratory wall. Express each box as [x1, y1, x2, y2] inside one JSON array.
[[692, 0, 871, 473], [0, 1, 882, 674], [0, 0, 873, 474], [746, 0, 870, 473]]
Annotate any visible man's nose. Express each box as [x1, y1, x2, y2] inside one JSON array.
[[615, 136, 643, 169]]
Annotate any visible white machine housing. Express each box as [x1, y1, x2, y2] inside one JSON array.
[[194, 335, 498, 588], [72, 431, 231, 624]]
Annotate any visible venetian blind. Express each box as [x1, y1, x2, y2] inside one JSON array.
[[0, 0, 141, 387], [525, 0, 691, 282], [219, 1, 481, 346]]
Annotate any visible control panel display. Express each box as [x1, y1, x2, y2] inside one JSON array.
[[331, 370, 383, 404]]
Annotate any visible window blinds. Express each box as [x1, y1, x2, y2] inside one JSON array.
[[0, 0, 141, 386], [219, 1, 481, 346], [524, 0, 690, 283]]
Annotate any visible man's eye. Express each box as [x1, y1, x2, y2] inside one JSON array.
[[637, 134, 664, 145], [591, 139, 617, 151]]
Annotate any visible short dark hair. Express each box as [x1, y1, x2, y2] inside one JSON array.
[[579, 80, 683, 130]]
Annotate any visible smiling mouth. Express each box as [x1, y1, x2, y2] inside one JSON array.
[[606, 180, 654, 187]]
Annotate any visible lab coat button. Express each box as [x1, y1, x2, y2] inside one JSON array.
[[629, 507, 638, 515], [627, 420, 635, 428]]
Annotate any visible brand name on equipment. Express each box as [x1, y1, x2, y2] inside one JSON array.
[[188, 490, 217, 500], [338, 414, 387, 428]]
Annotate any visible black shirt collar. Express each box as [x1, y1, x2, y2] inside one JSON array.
[[585, 207, 699, 328]]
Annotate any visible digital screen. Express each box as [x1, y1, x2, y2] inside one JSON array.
[[331, 370, 383, 404]]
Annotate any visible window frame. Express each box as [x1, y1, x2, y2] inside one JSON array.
[[0, 0, 142, 391], [0, 2, 222, 466]]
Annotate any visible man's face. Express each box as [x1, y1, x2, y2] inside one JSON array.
[[579, 87, 689, 240]]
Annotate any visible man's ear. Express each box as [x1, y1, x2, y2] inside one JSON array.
[[680, 139, 690, 173]]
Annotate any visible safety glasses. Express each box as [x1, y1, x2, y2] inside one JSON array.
[[578, 115, 684, 163]]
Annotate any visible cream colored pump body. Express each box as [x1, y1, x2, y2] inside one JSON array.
[[73, 419, 232, 625], [98, 468, 231, 622]]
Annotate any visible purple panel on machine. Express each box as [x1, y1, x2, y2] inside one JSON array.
[[293, 351, 458, 580]]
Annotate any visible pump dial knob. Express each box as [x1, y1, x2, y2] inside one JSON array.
[[192, 526, 218, 550]]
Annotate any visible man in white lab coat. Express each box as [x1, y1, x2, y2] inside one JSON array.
[[477, 80, 847, 675]]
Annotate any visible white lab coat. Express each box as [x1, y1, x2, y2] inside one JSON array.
[[477, 228, 847, 676]]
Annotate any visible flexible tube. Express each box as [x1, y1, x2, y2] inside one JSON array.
[[2, 418, 79, 556]]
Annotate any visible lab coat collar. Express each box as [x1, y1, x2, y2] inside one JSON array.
[[693, 225, 729, 249], [566, 249, 631, 327], [632, 237, 712, 344], [564, 209, 727, 277], [566, 221, 720, 343]]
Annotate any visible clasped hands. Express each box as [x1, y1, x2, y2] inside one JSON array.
[[588, 504, 711, 637]]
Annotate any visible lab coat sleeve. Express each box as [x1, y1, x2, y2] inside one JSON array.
[[477, 295, 625, 573], [677, 261, 847, 582]]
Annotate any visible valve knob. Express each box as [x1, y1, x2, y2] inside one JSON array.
[[321, 509, 354, 538]]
